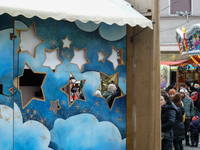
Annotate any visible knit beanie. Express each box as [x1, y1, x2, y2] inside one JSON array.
[[108, 84, 116, 91], [192, 116, 198, 121], [168, 89, 176, 95], [172, 94, 182, 107]]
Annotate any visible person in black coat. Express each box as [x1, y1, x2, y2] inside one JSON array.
[[161, 93, 177, 150], [187, 116, 200, 147], [172, 94, 185, 150]]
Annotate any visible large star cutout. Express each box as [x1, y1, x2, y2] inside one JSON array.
[[16, 22, 44, 58], [70, 47, 90, 72], [97, 50, 107, 63], [62, 36, 73, 49], [42, 48, 63, 73], [60, 73, 86, 107], [13, 62, 47, 109], [107, 46, 125, 70], [49, 99, 61, 114], [94, 72, 125, 110]]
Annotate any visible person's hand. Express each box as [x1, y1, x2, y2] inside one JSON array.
[[189, 117, 191, 119], [187, 132, 189, 135]]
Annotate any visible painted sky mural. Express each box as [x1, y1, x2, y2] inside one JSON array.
[[0, 13, 127, 150]]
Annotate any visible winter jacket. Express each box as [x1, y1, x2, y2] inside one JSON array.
[[161, 103, 177, 150], [182, 95, 194, 119], [161, 103, 176, 132], [173, 106, 185, 141], [188, 121, 200, 136], [103, 90, 113, 107], [197, 87, 200, 111]]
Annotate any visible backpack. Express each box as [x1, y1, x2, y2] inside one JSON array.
[[191, 92, 198, 107]]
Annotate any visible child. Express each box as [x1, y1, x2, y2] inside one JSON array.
[[187, 116, 200, 147]]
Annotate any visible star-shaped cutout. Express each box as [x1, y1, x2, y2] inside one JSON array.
[[13, 62, 47, 109], [42, 48, 63, 73], [70, 47, 90, 72], [62, 36, 73, 49], [60, 73, 86, 107], [49, 99, 61, 114], [94, 72, 125, 110], [16, 22, 44, 58], [97, 50, 107, 63], [107, 46, 125, 70]]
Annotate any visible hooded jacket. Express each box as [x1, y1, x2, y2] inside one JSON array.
[[103, 90, 113, 107], [182, 95, 194, 119], [188, 121, 200, 136]]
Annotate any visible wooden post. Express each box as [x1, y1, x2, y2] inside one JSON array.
[[126, 0, 160, 149]]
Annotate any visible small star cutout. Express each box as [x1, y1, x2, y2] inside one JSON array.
[[60, 73, 86, 107], [49, 99, 61, 114], [94, 72, 125, 110], [107, 46, 125, 70], [70, 47, 90, 72], [62, 36, 72, 49], [42, 48, 63, 73], [97, 50, 107, 63], [16, 22, 44, 58]]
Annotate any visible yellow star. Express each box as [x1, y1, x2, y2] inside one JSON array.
[[50, 38, 57, 47], [75, 104, 80, 109], [83, 109, 87, 112], [40, 117, 46, 125], [40, 135, 48, 143], [30, 115, 33, 118], [61, 50, 67, 56], [15, 113, 21, 120], [3, 106, 9, 110], [95, 101, 100, 107], [117, 115, 123, 122], [4, 116, 10, 123], [6, 97, 11, 101], [61, 100, 66, 105], [26, 109, 30, 113], [66, 54, 71, 59], [115, 107, 120, 113], [33, 109, 37, 114], [66, 65, 69, 70]]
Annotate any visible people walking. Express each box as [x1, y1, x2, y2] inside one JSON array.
[[172, 94, 185, 150], [161, 93, 176, 150], [180, 88, 194, 146], [103, 84, 116, 108], [187, 116, 200, 147]]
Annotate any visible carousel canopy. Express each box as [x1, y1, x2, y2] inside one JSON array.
[[0, 0, 153, 29]]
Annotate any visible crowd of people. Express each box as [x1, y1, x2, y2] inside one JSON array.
[[161, 80, 200, 150]]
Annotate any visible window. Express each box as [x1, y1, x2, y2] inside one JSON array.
[[170, 0, 191, 14]]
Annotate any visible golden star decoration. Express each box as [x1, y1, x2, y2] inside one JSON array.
[[50, 38, 57, 47], [62, 36, 73, 49], [70, 47, 90, 72], [107, 46, 125, 71], [116, 115, 124, 122], [4, 116, 10, 123], [49, 99, 61, 114], [16, 22, 44, 58], [94, 72, 125, 110], [13, 62, 47, 109], [60, 72, 86, 107], [40, 134, 48, 143], [33, 109, 37, 114], [61, 100, 66, 105], [42, 48, 63, 73], [97, 50, 107, 63]]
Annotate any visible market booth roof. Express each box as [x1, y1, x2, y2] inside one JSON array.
[[0, 0, 153, 29]]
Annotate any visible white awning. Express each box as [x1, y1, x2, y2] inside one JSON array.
[[0, 0, 153, 29]]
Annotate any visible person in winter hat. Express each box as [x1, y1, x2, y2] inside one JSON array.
[[180, 88, 194, 146], [187, 116, 200, 147], [172, 94, 185, 150], [169, 89, 176, 100], [103, 84, 116, 108]]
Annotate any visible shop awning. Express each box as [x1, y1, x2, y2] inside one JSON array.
[[160, 60, 190, 66], [0, 0, 153, 29]]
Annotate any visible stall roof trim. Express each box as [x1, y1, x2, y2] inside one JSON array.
[[0, 0, 153, 29]]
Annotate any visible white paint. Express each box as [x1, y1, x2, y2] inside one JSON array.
[[70, 49, 88, 71], [43, 50, 62, 70], [20, 25, 42, 57], [108, 48, 118, 69]]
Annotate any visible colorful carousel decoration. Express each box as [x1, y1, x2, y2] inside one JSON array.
[[176, 24, 200, 64]]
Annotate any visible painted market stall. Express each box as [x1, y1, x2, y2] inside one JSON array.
[[0, 0, 153, 149]]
